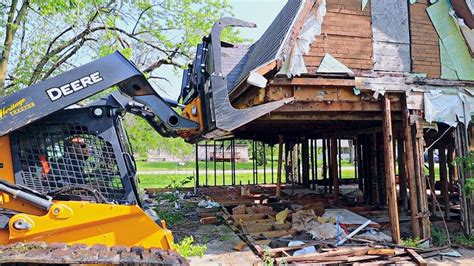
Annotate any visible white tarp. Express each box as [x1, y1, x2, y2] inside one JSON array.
[[278, 0, 326, 78], [424, 90, 472, 126]]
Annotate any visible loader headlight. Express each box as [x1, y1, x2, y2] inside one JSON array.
[[91, 107, 104, 118]]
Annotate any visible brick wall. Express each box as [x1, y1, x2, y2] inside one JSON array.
[[410, 0, 441, 78], [304, 0, 373, 72]]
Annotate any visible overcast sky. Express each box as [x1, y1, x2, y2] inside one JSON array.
[[156, 0, 286, 100]]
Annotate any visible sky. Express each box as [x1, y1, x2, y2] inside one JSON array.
[[157, 0, 286, 100]]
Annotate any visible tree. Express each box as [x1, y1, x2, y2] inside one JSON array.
[[0, 0, 239, 95], [0, 0, 243, 159]]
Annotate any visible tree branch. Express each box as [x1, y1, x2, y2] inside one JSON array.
[[132, 4, 158, 35], [0, 0, 29, 91]]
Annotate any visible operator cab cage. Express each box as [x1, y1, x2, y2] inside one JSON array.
[[0, 52, 199, 204]]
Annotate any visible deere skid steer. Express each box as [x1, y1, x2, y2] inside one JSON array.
[[0, 17, 289, 265]]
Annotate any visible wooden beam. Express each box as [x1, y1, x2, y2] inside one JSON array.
[[402, 96, 421, 237], [302, 138, 310, 188], [331, 137, 339, 202], [270, 77, 355, 87], [274, 101, 402, 112], [383, 96, 401, 244], [276, 135, 284, 199]]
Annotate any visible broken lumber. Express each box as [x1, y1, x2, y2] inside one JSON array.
[[200, 216, 218, 224], [250, 229, 296, 239], [233, 241, 246, 251], [367, 248, 396, 256], [406, 249, 427, 266], [231, 213, 270, 221]]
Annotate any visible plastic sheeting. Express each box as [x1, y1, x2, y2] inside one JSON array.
[[424, 90, 472, 126], [278, 0, 326, 78], [427, 0, 474, 80]]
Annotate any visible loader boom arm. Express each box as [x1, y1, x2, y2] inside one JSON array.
[[0, 52, 199, 138]]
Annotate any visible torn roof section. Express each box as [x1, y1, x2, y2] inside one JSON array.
[[224, 0, 305, 93]]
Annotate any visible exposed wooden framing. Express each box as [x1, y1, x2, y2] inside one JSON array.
[[439, 139, 450, 219], [310, 139, 315, 189], [331, 137, 339, 201], [275, 101, 402, 112], [402, 96, 421, 237], [356, 137, 364, 191], [270, 77, 356, 87], [455, 124, 472, 234], [383, 96, 401, 244], [322, 138, 328, 193], [413, 117, 431, 238], [328, 138, 333, 194], [302, 139, 310, 188], [262, 113, 402, 121], [362, 135, 370, 203], [428, 145, 436, 214], [398, 137, 408, 214], [338, 139, 342, 180], [276, 135, 284, 199], [263, 142, 266, 184], [447, 137, 456, 191], [371, 133, 379, 204]]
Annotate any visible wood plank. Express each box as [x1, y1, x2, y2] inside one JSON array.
[[367, 248, 395, 256], [270, 77, 355, 87], [250, 229, 296, 239], [383, 96, 401, 244], [406, 249, 427, 266], [231, 213, 270, 221], [233, 241, 246, 251]]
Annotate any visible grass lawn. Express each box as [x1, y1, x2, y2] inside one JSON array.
[[138, 167, 358, 188], [137, 161, 257, 171]]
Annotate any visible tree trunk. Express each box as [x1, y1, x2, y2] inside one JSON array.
[[0, 0, 29, 93]]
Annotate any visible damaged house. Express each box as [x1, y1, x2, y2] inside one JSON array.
[[180, 0, 474, 253]]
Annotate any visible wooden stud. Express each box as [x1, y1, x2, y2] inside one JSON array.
[[402, 96, 421, 237], [383, 96, 401, 244], [276, 135, 284, 199], [331, 137, 339, 202], [322, 138, 328, 193], [413, 118, 431, 238], [302, 138, 310, 188]]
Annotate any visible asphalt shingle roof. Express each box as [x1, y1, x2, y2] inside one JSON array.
[[225, 0, 303, 92]]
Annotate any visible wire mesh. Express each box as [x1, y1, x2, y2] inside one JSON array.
[[14, 123, 125, 202]]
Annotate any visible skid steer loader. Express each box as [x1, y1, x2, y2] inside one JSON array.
[[0, 17, 290, 264]]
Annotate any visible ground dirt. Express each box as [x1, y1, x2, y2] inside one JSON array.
[[147, 189, 474, 265]]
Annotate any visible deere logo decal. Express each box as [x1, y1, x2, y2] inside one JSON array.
[[0, 98, 36, 120], [46, 71, 103, 102]]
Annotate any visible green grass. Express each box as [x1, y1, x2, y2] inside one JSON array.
[[137, 160, 357, 172], [138, 168, 358, 188], [139, 173, 289, 188], [137, 161, 257, 171]]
